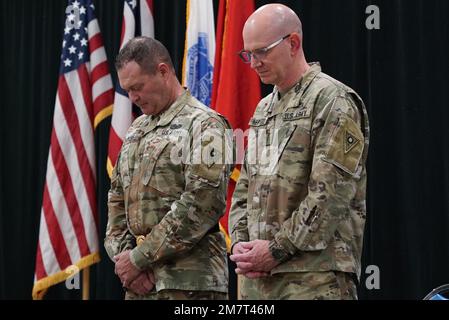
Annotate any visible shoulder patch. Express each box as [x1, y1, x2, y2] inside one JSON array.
[[324, 115, 364, 176], [190, 120, 228, 186]]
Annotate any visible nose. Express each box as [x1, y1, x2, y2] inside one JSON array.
[[250, 55, 262, 69], [128, 91, 139, 104]]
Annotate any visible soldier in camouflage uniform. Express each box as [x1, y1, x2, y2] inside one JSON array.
[[229, 4, 370, 299], [104, 37, 232, 300]]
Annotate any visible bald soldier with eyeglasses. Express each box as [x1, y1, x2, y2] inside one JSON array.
[[229, 3, 370, 300]]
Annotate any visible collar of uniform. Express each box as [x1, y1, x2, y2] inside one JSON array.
[[273, 62, 321, 100], [151, 90, 189, 128], [295, 62, 322, 99], [267, 63, 321, 115], [265, 86, 293, 117]]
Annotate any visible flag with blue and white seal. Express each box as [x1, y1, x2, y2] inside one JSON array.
[[182, 0, 215, 107]]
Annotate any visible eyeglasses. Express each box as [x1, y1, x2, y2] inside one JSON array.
[[238, 34, 291, 64]]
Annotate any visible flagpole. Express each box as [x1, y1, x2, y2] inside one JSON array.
[[82, 267, 90, 300]]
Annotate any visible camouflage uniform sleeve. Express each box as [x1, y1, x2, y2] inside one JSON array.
[[229, 154, 250, 251], [129, 117, 232, 270], [271, 95, 367, 261], [104, 155, 135, 261]]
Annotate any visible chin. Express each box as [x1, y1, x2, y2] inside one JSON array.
[[140, 106, 154, 116], [259, 76, 274, 85]]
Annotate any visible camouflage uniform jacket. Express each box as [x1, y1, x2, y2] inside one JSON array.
[[230, 63, 370, 280], [105, 91, 231, 293]]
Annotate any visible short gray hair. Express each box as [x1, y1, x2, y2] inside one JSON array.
[[115, 36, 174, 74]]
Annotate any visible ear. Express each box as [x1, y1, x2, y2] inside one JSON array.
[[158, 63, 170, 79], [289, 33, 301, 55]]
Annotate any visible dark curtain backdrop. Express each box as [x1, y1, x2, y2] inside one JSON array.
[[1, 0, 449, 300]]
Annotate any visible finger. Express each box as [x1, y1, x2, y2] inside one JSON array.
[[235, 268, 249, 275], [113, 251, 124, 261], [235, 267, 253, 275], [245, 271, 269, 279], [230, 253, 250, 262], [240, 242, 254, 249], [233, 243, 244, 253], [129, 279, 146, 296], [117, 269, 126, 282], [236, 261, 252, 270], [136, 273, 153, 290], [116, 269, 126, 283], [115, 260, 125, 276], [235, 268, 260, 276], [147, 271, 155, 284], [120, 273, 133, 287], [129, 284, 145, 296], [140, 277, 153, 292], [234, 246, 250, 255], [141, 273, 155, 293], [136, 274, 155, 295]]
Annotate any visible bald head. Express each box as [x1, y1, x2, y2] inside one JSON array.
[[242, 4, 309, 93], [244, 3, 302, 44]]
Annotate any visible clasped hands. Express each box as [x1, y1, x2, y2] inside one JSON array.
[[229, 240, 279, 279], [114, 240, 278, 292], [114, 250, 155, 295]]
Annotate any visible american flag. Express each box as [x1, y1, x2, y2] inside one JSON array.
[[32, 0, 114, 299], [107, 0, 154, 177]]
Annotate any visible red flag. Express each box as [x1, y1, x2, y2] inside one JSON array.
[[32, 0, 114, 299], [211, 0, 261, 250]]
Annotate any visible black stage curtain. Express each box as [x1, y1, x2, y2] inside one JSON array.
[[1, 0, 449, 300]]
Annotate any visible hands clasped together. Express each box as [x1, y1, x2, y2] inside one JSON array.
[[114, 250, 155, 295], [229, 240, 279, 279]]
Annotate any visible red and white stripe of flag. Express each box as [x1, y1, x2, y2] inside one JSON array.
[[107, 0, 154, 177]]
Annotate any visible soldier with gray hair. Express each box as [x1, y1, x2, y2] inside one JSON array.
[[229, 3, 370, 299], [105, 36, 232, 300]]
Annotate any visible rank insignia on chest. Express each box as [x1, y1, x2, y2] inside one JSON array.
[[125, 128, 143, 142], [170, 123, 182, 130]]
